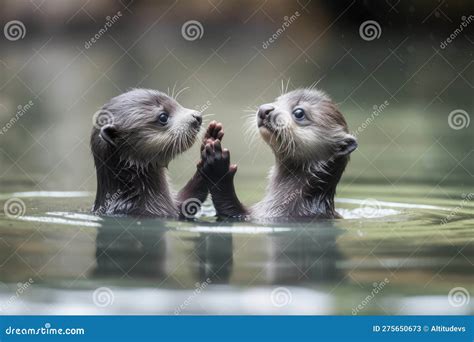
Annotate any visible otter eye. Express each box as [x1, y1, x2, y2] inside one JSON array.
[[158, 112, 169, 125], [292, 108, 305, 120]]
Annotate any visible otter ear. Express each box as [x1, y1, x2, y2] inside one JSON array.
[[99, 124, 117, 147], [337, 134, 357, 156]]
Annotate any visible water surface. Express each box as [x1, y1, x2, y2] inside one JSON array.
[[0, 185, 472, 315]]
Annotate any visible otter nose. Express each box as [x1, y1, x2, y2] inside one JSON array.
[[258, 104, 274, 120], [192, 112, 202, 125]]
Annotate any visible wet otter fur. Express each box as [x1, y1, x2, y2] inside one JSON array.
[[90, 88, 224, 218], [200, 88, 357, 220]]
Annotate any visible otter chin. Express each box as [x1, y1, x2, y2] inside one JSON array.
[[200, 88, 358, 220], [90, 88, 223, 218]]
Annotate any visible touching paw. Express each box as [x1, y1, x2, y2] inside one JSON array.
[[197, 121, 225, 169], [202, 121, 224, 146], [200, 139, 237, 184]]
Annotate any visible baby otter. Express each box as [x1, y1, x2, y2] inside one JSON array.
[[200, 88, 357, 220], [90, 88, 224, 218]]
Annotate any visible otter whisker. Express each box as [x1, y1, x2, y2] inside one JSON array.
[[171, 82, 178, 99], [244, 130, 259, 147], [174, 86, 190, 100], [276, 127, 295, 160], [285, 78, 291, 93], [242, 113, 257, 119], [242, 107, 258, 120], [241, 114, 256, 120], [273, 128, 285, 154], [171, 126, 191, 155], [250, 139, 264, 164], [196, 127, 206, 142], [308, 75, 326, 90], [287, 131, 296, 158], [289, 134, 296, 157], [243, 117, 259, 147], [242, 113, 257, 120], [243, 105, 258, 113], [277, 129, 287, 153]]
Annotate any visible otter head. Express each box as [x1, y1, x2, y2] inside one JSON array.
[[91, 88, 202, 167], [256, 88, 357, 164]]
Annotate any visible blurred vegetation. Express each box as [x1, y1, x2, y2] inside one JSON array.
[[0, 0, 472, 199]]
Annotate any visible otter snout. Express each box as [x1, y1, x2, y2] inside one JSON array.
[[258, 104, 274, 120], [191, 111, 202, 127], [257, 104, 275, 128]]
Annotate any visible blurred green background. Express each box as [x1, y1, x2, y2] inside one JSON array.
[[0, 0, 472, 203]]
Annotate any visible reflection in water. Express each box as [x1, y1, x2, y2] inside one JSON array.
[[93, 220, 167, 280], [192, 232, 233, 284], [92, 220, 343, 287], [185, 221, 343, 287], [264, 222, 343, 285], [0, 207, 473, 314]]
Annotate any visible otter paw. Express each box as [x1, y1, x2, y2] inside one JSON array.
[[198, 121, 225, 169], [203, 121, 224, 145], [200, 140, 237, 183]]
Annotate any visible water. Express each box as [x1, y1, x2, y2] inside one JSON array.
[[0, 2, 473, 314], [0, 185, 472, 315]]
